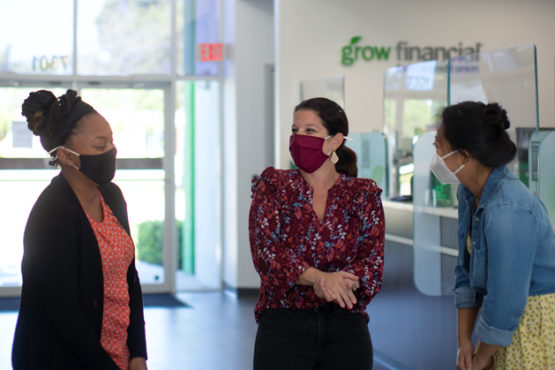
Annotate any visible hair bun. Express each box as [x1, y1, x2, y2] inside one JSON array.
[[21, 90, 58, 135], [484, 102, 510, 132]]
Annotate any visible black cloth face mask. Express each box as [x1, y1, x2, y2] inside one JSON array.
[[49, 146, 117, 184]]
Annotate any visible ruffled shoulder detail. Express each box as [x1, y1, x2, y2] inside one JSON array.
[[251, 167, 293, 197], [348, 177, 383, 204]]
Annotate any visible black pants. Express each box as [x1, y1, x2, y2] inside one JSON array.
[[253, 303, 373, 370]]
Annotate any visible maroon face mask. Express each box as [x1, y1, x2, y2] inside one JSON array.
[[289, 134, 329, 173]]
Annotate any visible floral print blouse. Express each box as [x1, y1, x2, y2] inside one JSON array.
[[86, 192, 134, 369], [249, 167, 385, 321]]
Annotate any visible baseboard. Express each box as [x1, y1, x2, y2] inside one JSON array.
[[236, 288, 259, 298], [223, 283, 259, 299]]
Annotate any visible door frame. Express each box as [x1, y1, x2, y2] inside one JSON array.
[[0, 78, 177, 295]]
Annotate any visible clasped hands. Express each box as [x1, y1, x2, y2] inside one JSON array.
[[314, 271, 360, 309], [297, 268, 360, 309]]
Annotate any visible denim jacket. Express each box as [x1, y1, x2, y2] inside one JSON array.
[[454, 166, 555, 346]]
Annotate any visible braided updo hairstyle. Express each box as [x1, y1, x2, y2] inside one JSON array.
[[21, 89, 95, 163], [294, 97, 358, 177], [441, 101, 516, 167]]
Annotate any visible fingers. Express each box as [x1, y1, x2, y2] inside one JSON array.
[[335, 293, 347, 308], [456, 347, 473, 370], [340, 276, 359, 305], [464, 350, 473, 370], [339, 279, 357, 308], [347, 289, 357, 305], [315, 279, 341, 304], [314, 278, 336, 303], [338, 288, 358, 309], [338, 289, 356, 309], [312, 272, 359, 309], [338, 271, 359, 281], [462, 356, 471, 370], [318, 279, 357, 309], [456, 354, 468, 370]]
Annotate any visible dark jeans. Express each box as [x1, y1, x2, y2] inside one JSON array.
[[253, 303, 373, 370]]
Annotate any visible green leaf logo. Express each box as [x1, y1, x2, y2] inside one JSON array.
[[350, 36, 362, 45]]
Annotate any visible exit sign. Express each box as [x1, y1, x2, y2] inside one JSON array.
[[200, 43, 224, 62]]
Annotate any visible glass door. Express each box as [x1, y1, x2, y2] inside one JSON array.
[[0, 82, 175, 294], [80, 85, 171, 292], [0, 85, 71, 296]]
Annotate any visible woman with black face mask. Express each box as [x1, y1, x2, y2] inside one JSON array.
[[12, 89, 147, 370], [249, 97, 385, 370]]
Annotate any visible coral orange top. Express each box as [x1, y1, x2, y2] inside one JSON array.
[[86, 191, 135, 370]]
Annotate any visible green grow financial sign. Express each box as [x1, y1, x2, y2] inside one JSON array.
[[341, 36, 483, 66]]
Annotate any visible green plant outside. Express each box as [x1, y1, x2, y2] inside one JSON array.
[[136, 220, 184, 269]]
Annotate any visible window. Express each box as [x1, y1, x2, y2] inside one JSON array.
[[0, 0, 73, 74], [0, 0, 223, 292]]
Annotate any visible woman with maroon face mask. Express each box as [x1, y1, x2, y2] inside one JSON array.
[[249, 97, 385, 370]]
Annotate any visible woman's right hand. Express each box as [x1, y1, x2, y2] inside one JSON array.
[[313, 271, 359, 309], [456, 340, 474, 370]]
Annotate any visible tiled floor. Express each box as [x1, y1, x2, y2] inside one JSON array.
[[0, 292, 393, 369]]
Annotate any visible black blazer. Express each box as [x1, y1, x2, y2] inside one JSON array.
[[12, 174, 147, 370]]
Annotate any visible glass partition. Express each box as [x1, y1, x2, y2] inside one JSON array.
[[385, 44, 541, 296], [383, 60, 448, 198], [412, 132, 442, 295], [449, 44, 538, 180], [449, 45, 538, 127], [529, 130, 555, 229], [349, 132, 387, 191], [384, 44, 539, 200]]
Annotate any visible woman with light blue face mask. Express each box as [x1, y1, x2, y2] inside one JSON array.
[[433, 101, 555, 370]]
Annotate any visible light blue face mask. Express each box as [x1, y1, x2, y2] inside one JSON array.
[[430, 150, 464, 184]]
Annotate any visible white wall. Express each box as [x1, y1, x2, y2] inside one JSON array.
[[275, 0, 555, 169], [225, 0, 555, 289], [222, 0, 274, 289]]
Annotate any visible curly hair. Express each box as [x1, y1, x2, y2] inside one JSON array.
[[21, 89, 96, 161]]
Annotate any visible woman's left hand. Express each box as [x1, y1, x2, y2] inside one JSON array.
[[313, 271, 358, 309], [129, 357, 148, 370]]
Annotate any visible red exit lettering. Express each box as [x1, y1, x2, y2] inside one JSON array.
[[200, 43, 223, 62]]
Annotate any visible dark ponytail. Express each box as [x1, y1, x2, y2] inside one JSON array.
[[442, 101, 516, 167], [335, 145, 357, 177], [294, 97, 358, 177]]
